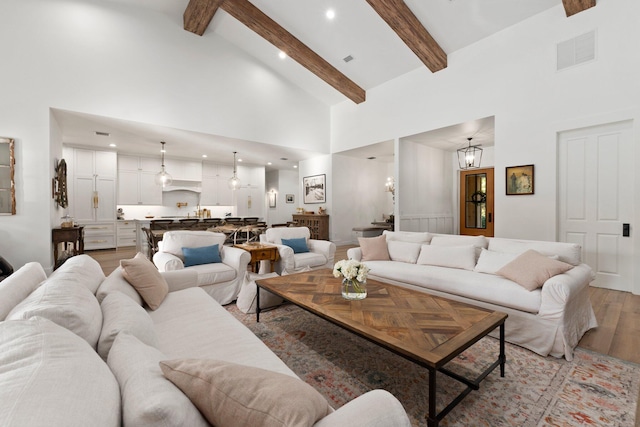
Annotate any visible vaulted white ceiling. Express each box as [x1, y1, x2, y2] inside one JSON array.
[[67, 0, 563, 166]]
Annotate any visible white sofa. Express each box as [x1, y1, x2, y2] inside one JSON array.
[[347, 231, 598, 361], [259, 226, 336, 274], [0, 254, 411, 427], [153, 230, 251, 304]]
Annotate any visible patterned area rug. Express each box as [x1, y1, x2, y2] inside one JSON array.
[[226, 304, 639, 427]]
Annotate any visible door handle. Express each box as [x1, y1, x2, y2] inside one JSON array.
[[488, 213, 493, 223]]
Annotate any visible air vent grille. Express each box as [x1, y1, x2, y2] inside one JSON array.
[[557, 30, 596, 71]]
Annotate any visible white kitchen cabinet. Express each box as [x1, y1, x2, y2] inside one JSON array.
[[164, 158, 202, 181], [117, 155, 162, 205], [69, 148, 117, 250], [235, 165, 265, 218], [117, 220, 137, 247], [201, 162, 234, 206]]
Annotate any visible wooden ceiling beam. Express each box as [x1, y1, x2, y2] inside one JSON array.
[[366, 0, 447, 73], [184, 0, 224, 36], [219, 0, 365, 104], [562, 0, 596, 17]]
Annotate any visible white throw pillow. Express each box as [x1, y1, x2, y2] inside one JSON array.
[[416, 245, 477, 271], [473, 249, 519, 274], [236, 272, 282, 314], [387, 241, 423, 264], [107, 332, 209, 427], [8, 279, 103, 349], [383, 230, 431, 243], [0, 317, 120, 427], [98, 291, 159, 361]]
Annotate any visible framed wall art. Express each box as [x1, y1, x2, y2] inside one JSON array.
[[285, 194, 294, 203], [303, 174, 326, 204], [506, 164, 534, 195]]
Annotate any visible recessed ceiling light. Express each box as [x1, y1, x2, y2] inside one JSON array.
[[293, 165, 298, 169], [109, 143, 117, 148], [267, 162, 272, 165], [326, 9, 335, 20], [95, 131, 110, 137], [280, 157, 288, 161], [238, 158, 243, 162], [278, 51, 287, 59], [202, 154, 207, 158]]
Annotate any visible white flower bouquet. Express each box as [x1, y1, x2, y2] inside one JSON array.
[[333, 259, 369, 300], [333, 259, 370, 282]]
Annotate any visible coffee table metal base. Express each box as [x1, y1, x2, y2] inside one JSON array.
[[256, 287, 506, 427]]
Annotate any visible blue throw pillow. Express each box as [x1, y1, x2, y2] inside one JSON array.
[[182, 244, 221, 267], [281, 237, 309, 254]]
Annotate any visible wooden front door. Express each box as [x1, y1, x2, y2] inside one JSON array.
[[460, 168, 494, 237]]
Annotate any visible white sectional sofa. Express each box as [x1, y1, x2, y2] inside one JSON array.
[[347, 231, 598, 360], [0, 254, 410, 427]]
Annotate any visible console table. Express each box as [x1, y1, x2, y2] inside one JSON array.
[[52, 226, 84, 270], [291, 214, 329, 240]]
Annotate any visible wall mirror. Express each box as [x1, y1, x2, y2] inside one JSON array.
[[0, 137, 15, 215]]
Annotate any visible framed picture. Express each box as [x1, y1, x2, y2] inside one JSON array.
[[268, 191, 276, 208], [285, 194, 294, 204], [506, 164, 534, 195], [303, 174, 326, 204]]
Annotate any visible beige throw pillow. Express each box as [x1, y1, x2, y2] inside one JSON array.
[[497, 249, 573, 291], [358, 234, 390, 261], [120, 252, 168, 310], [160, 359, 332, 427]]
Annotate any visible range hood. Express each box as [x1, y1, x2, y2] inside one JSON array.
[[162, 180, 201, 193]]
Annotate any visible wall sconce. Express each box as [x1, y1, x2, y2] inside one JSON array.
[[385, 176, 395, 195], [385, 176, 395, 203], [268, 190, 277, 208]]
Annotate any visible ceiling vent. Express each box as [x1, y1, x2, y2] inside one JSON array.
[[557, 30, 596, 71], [343, 55, 354, 63], [95, 131, 110, 137]]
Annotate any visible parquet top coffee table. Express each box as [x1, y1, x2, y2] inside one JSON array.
[[255, 268, 508, 427]]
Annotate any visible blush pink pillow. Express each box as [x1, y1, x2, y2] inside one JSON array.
[[358, 234, 390, 261], [497, 249, 573, 291]]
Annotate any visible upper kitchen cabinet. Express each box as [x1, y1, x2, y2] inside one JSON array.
[[163, 158, 202, 181], [201, 162, 234, 206], [236, 165, 265, 218], [117, 155, 162, 205]]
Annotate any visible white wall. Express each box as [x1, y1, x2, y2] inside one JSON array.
[[0, 0, 330, 270], [331, 0, 640, 243], [331, 155, 392, 245], [265, 169, 299, 225]]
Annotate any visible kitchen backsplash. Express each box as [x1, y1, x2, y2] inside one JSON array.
[[118, 190, 235, 219]]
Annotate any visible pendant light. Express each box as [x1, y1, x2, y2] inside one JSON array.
[[457, 137, 483, 170], [155, 141, 173, 187], [228, 151, 241, 190]]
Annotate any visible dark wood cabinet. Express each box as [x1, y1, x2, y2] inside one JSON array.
[[292, 214, 329, 240]]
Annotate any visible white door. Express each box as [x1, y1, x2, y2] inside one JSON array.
[[558, 120, 634, 292]]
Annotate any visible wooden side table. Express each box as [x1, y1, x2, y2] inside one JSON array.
[[52, 226, 84, 270], [234, 243, 280, 273]]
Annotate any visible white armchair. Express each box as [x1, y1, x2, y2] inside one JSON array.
[[259, 227, 336, 274], [153, 231, 250, 304]]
